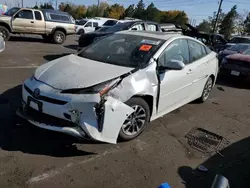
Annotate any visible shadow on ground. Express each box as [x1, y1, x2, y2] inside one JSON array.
[[64, 44, 78, 51], [9, 36, 46, 43], [178, 136, 250, 188], [216, 75, 250, 89], [43, 53, 72, 61], [0, 85, 96, 157]]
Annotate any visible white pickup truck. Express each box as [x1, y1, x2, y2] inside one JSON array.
[[0, 7, 76, 44]]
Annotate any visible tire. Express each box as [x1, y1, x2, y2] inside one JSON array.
[[197, 77, 213, 103], [78, 29, 84, 35], [119, 97, 150, 141], [53, 30, 65, 44], [0, 26, 10, 41]]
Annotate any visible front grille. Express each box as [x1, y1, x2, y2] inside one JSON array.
[[24, 106, 76, 128], [24, 85, 67, 105]]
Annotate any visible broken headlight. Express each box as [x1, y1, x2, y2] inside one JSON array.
[[61, 79, 119, 96]]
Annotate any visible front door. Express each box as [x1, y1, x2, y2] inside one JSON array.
[[157, 39, 194, 115], [12, 9, 35, 33], [84, 22, 94, 33]]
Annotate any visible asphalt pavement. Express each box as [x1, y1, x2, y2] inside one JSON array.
[[0, 35, 250, 188]]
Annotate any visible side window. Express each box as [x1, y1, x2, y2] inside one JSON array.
[[85, 22, 92, 27], [61, 15, 69, 22], [188, 40, 207, 62], [159, 39, 190, 66], [50, 14, 60, 21], [15, 10, 33, 19], [93, 22, 98, 27], [131, 23, 145, 31], [34, 11, 42, 20], [147, 24, 157, 31]]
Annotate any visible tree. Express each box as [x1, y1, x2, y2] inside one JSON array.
[[97, 2, 109, 17], [75, 5, 87, 19], [244, 13, 250, 34], [134, 0, 145, 19], [160, 10, 188, 26], [219, 5, 238, 39], [59, 2, 66, 11], [40, 3, 54, 9], [122, 4, 135, 18], [85, 5, 98, 18], [145, 3, 161, 22], [106, 4, 125, 19], [197, 20, 212, 33], [64, 4, 73, 15]]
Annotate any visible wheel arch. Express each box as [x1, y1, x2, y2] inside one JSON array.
[[209, 74, 216, 86], [52, 27, 67, 35], [130, 94, 154, 118], [0, 22, 11, 32]]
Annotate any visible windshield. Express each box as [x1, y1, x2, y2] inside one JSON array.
[[105, 22, 134, 32], [78, 33, 164, 68], [229, 37, 250, 44], [97, 27, 109, 32], [228, 44, 250, 52], [76, 20, 87, 26], [4, 7, 20, 16], [103, 20, 117, 26]]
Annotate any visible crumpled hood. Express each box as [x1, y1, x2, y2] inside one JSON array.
[[34, 54, 134, 90]]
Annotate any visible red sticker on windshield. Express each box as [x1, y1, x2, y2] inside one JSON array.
[[139, 44, 152, 51]]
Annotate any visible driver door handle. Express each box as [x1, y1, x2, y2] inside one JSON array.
[[31, 21, 34, 23], [187, 69, 193, 75]]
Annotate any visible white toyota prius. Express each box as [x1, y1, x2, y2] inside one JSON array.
[[17, 30, 218, 144]]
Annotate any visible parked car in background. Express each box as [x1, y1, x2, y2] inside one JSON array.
[[17, 30, 218, 144], [218, 43, 250, 65], [78, 20, 162, 50], [220, 49, 250, 81], [75, 19, 104, 34], [216, 36, 250, 52], [0, 35, 5, 52], [0, 7, 75, 44], [94, 19, 118, 31]]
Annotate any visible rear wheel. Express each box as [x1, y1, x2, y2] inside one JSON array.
[[53, 31, 66, 44], [197, 77, 213, 103], [78, 29, 85, 35], [0, 26, 10, 41], [119, 97, 150, 141]]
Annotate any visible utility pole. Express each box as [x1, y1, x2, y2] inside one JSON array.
[[212, 0, 223, 34], [97, 0, 100, 16], [21, 0, 23, 7], [55, 0, 58, 10]]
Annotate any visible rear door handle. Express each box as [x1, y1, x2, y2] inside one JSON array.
[[31, 21, 34, 23]]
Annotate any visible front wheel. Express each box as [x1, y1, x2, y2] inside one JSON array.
[[0, 26, 10, 41], [119, 97, 150, 141], [197, 77, 213, 103], [53, 31, 65, 44]]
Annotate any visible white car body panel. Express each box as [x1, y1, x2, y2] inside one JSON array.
[[17, 32, 218, 144]]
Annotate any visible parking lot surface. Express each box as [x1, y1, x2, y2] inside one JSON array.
[[0, 35, 250, 188]]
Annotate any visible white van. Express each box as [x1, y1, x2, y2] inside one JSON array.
[[76, 19, 105, 34]]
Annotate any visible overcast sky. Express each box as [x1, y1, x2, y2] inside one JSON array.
[[1, 0, 249, 24]]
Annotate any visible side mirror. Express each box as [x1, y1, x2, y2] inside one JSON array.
[[0, 36, 5, 53], [159, 59, 185, 72]]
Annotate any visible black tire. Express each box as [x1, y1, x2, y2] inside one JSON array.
[[53, 30, 66, 44], [78, 29, 84, 35], [197, 77, 213, 103], [0, 26, 10, 41], [119, 97, 150, 141]]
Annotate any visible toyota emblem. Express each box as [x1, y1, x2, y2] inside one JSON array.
[[33, 88, 40, 98]]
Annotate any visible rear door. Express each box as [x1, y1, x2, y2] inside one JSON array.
[[34, 10, 45, 34], [187, 39, 211, 99], [12, 9, 35, 33]]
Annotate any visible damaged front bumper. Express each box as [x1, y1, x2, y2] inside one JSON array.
[[18, 82, 134, 144]]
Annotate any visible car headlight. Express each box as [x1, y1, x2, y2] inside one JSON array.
[[61, 79, 119, 96]]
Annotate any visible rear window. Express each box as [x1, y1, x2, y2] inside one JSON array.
[[47, 13, 71, 23], [228, 44, 250, 52], [229, 37, 250, 44]]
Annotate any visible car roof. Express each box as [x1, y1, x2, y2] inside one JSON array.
[[118, 30, 183, 40]]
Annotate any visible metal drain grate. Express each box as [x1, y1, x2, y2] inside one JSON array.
[[186, 127, 230, 154]]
